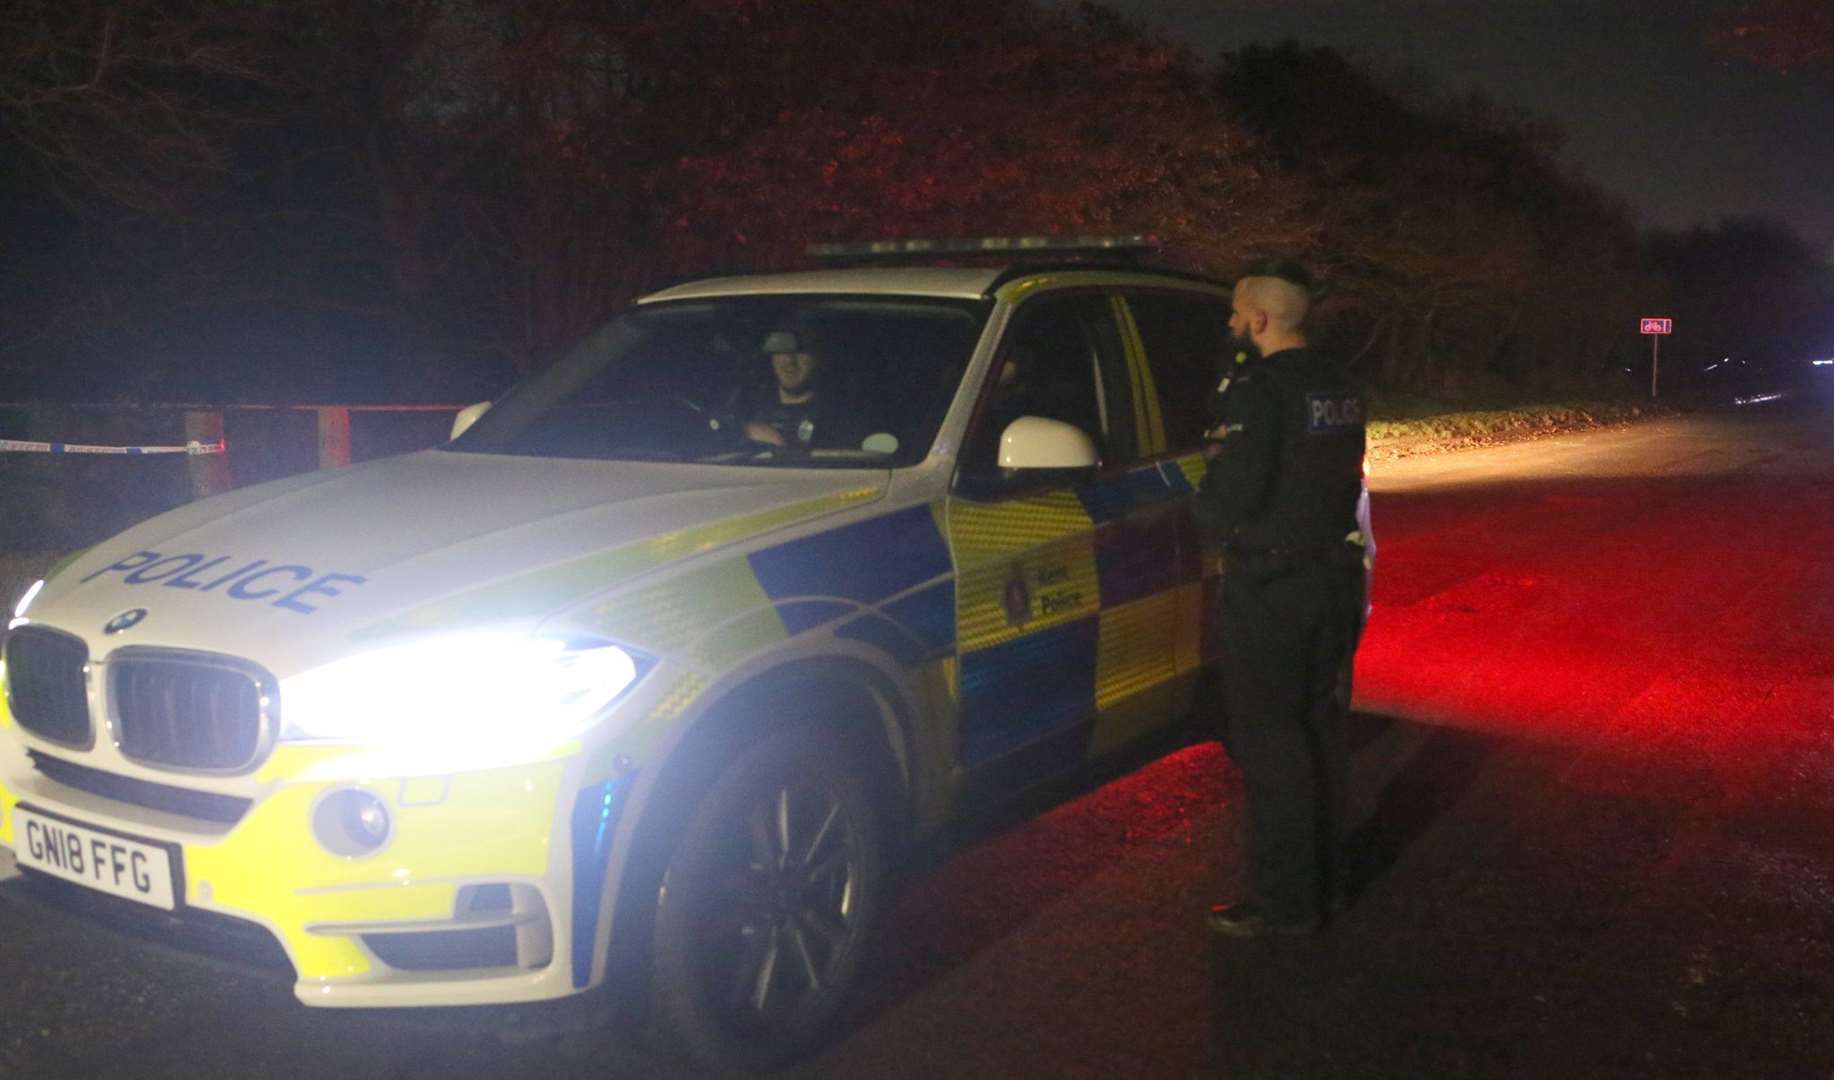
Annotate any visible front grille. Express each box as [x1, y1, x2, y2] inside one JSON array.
[[29, 751, 253, 825], [110, 652, 271, 772], [3, 626, 93, 748]]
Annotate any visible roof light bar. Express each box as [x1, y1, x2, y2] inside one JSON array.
[[807, 234, 1159, 259]]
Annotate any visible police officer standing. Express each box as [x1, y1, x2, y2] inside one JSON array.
[[1195, 259, 1367, 938]]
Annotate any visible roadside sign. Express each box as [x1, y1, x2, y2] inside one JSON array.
[[1640, 319, 1672, 399]]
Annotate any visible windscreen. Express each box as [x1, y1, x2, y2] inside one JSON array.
[[448, 296, 990, 467]]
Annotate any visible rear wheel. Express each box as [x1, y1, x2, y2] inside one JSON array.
[[648, 725, 885, 1071]]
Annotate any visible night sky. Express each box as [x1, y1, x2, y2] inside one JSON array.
[[1104, 0, 1834, 256]]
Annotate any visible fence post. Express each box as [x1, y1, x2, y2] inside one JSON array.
[[317, 407, 352, 470], [183, 409, 232, 499]]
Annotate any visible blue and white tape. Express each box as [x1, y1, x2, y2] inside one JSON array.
[[0, 438, 226, 456]]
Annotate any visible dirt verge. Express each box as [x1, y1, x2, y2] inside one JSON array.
[[1368, 401, 1671, 460]]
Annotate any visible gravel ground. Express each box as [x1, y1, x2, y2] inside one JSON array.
[[1368, 400, 1671, 461]]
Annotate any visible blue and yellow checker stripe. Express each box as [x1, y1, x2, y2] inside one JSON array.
[[571, 501, 963, 815], [583, 503, 957, 684], [947, 457, 1211, 776], [944, 286, 1220, 782]]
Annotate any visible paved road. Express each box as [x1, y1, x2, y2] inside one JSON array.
[[1239, 402, 1834, 1078], [3, 404, 1831, 1078]]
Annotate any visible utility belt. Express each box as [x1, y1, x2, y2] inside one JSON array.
[[1222, 539, 1364, 576]]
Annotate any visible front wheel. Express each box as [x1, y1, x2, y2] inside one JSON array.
[[648, 726, 885, 1071]]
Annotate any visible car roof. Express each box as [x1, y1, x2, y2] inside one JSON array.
[[637, 264, 1231, 304], [638, 268, 1004, 303]]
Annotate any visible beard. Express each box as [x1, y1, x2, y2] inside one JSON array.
[[1228, 329, 1261, 363]]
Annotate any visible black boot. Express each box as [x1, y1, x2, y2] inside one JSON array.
[[1205, 900, 1319, 939]]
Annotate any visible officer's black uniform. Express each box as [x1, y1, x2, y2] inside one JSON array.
[[1195, 345, 1366, 924], [746, 392, 868, 451]]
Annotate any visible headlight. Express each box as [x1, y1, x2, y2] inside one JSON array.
[[10, 579, 45, 627], [280, 630, 652, 747]]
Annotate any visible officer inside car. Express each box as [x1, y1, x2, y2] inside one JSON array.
[[743, 320, 869, 451], [1195, 258, 1367, 938]]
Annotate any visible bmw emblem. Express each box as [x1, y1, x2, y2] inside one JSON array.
[[104, 609, 148, 635]]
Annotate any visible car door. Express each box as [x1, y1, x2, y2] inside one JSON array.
[[945, 290, 1184, 795], [1120, 288, 1238, 678]]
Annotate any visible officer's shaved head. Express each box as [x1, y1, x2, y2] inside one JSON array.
[[1233, 275, 1311, 332], [1235, 257, 1318, 327], [1229, 257, 1318, 356]]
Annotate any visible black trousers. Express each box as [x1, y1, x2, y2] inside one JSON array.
[[1220, 554, 1365, 919]]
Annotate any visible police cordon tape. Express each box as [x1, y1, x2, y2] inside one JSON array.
[[0, 438, 226, 456]]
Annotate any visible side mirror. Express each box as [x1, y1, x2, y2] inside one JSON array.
[[449, 401, 492, 441], [997, 416, 1100, 471]]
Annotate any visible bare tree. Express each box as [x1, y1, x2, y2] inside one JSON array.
[[0, 1, 283, 214], [1216, 44, 1647, 397]]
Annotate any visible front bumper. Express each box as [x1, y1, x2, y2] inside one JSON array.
[[0, 737, 600, 1009]]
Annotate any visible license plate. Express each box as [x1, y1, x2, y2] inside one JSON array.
[[12, 806, 178, 911]]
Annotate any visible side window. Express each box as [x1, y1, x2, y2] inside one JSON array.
[[1127, 292, 1232, 451], [962, 294, 1135, 473]]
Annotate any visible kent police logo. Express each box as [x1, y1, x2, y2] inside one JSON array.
[[1002, 573, 1031, 627], [103, 609, 148, 635]]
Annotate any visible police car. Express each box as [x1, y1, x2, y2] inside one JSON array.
[[1, 237, 1367, 1069]]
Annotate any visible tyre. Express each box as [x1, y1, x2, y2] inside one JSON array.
[[648, 724, 886, 1071]]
